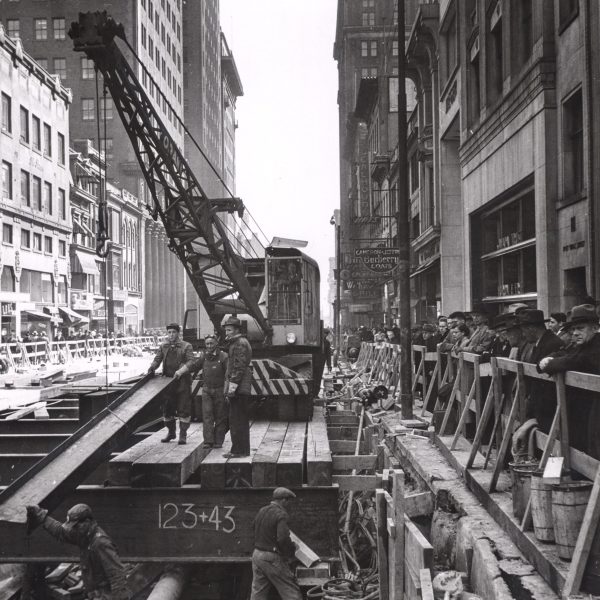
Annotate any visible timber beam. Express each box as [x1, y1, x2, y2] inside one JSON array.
[[0, 486, 339, 562]]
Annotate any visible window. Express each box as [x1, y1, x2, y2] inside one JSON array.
[[33, 233, 42, 251], [141, 24, 147, 48], [44, 236, 53, 253], [370, 41, 378, 56], [392, 40, 399, 57], [362, 11, 375, 26], [81, 57, 95, 79], [32, 176, 41, 210], [161, 23, 165, 43], [563, 89, 584, 199], [20, 170, 30, 206], [2, 162, 12, 199], [21, 229, 30, 249], [441, 13, 457, 85], [43, 182, 52, 215], [2, 224, 13, 245], [1, 93, 11, 133], [467, 40, 481, 128], [43, 123, 51, 156], [156, 47, 160, 66], [142, 0, 146, 9], [487, 7, 503, 104], [511, 0, 533, 74], [82, 98, 95, 121], [59, 239, 66, 257], [148, 37, 154, 57], [99, 98, 113, 120], [361, 67, 377, 78], [361, 41, 368, 57], [53, 18, 66, 40], [57, 132, 65, 165], [7, 19, 20, 38], [36, 58, 48, 70], [149, 1, 154, 23], [559, 0, 578, 31], [58, 188, 66, 219], [32, 116, 41, 150], [52, 58, 66, 79], [34, 18, 48, 40], [100, 138, 114, 162], [19, 106, 29, 143]]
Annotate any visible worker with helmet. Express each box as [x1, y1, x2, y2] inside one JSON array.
[[147, 323, 196, 444], [223, 316, 253, 458], [26, 503, 130, 599], [251, 487, 301, 600]]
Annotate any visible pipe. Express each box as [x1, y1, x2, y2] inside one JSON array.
[[146, 565, 190, 600]]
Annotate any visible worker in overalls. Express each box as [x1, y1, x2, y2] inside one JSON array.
[[26, 503, 130, 599], [147, 323, 195, 444], [250, 487, 301, 600]]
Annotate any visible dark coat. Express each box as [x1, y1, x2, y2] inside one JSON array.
[[225, 334, 253, 395], [543, 333, 600, 458], [150, 339, 195, 396]]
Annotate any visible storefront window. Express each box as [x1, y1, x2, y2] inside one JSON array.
[[0, 266, 15, 292]]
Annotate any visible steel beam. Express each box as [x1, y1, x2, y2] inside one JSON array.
[[0, 486, 339, 562]]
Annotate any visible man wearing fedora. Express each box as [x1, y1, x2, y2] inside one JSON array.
[[223, 316, 253, 458], [148, 323, 196, 444], [463, 305, 494, 354], [539, 304, 600, 457]]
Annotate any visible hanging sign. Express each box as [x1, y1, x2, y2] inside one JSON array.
[[354, 247, 401, 274]]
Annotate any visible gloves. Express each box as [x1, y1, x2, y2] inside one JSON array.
[[26, 505, 48, 528], [226, 382, 238, 397], [174, 366, 188, 379], [147, 367, 155, 377]]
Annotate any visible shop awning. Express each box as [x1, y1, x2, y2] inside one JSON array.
[[22, 309, 52, 321], [409, 255, 440, 279], [59, 306, 90, 325], [74, 251, 99, 275]]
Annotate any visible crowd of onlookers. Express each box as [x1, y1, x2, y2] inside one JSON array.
[[0, 328, 155, 345]]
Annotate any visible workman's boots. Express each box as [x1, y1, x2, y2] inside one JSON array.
[[161, 421, 176, 443], [178, 422, 190, 445]]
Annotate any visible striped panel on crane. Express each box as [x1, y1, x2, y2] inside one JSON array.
[[250, 359, 311, 396]]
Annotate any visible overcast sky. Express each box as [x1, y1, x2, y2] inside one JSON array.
[[220, 0, 339, 322]]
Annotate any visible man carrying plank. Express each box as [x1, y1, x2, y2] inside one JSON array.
[[251, 487, 301, 600]]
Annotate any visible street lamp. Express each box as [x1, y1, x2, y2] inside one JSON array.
[[330, 212, 341, 366]]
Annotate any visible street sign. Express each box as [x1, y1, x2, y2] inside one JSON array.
[[354, 247, 401, 274]]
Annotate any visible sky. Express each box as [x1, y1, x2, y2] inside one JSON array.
[[219, 0, 339, 323]]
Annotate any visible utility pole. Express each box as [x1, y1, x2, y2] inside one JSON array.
[[396, 0, 413, 419]]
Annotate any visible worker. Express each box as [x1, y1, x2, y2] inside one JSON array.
[[26, 503, 130, 600], [187, 334, 229, 449], [223, 316, 253, 458], [147, 323, 195, 444], [250, 487, 301, 600]]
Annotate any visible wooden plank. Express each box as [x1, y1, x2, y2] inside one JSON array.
[[306, 407, 332, 486], [289, 530, 319, 568], [0, 419, 78, 434], [419, 569, 434, 600], [404, 491, 434, 519], [327, 415, 359, 426], [253, 422, 288, 487], [534, 429, 599, 480], [556, 374, 571, 474], [226, 421, 270, 488], [332, 474, 382, 491], [329, 440, 366, 454], [33, 406, 50, 420], [108, 428, 164, 486], [4, 402, 47, 421], [0, 374, 171, 531], [0, 487, 339, 561], [404, 518, 433, 599], [389, 471, 404, 600], [199, 432, 234, 489], [563, 465, 600, 597], [277, 422, 306, 486], [327, 425, 358, 440], [376, 489, 390, 600], [132, 423, 211, 487], [332, 454, 377, 471]]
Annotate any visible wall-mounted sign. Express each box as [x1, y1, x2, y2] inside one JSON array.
[[354, 247, 401, 274]]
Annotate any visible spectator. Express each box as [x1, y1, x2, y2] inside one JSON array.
[[422, 323, 439, 352], [358, 325, 374, 343], [451, 324, 471, 354], [462, 306, 493, 354], [548, 312, 567, 334], [447, 311, 467, 331], [385, 328, 399, 344], [437, 317, 449, 341], [323, 329, 333, 373]]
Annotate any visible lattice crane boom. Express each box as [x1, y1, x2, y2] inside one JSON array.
[[69, 12, 272, 339]]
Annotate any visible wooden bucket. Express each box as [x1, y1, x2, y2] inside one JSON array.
[[552, 481, 593, 560], [509, 461, 538, 521], [530, 471, 554, 542]]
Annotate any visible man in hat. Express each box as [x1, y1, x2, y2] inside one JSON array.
[[463, 305, 493, 354], [251, 487, 301, 600], [148, 323, 196, 444], [223, 316, 253, 458], [26, 503, 130, 599], [539, 304, 600, 457]]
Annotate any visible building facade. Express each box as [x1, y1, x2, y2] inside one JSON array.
[[334, 0, 600, 330], [0, 32, 72, 340]]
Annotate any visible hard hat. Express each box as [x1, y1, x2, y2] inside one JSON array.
[[67, 503, 93, 523], [272, 487, 296, 500]]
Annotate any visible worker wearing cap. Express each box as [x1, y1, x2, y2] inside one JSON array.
[[223, 316, 253, 458], [147, 323, 196, 444], [251, 488, 301, 600], [26, 503, 130, 600]]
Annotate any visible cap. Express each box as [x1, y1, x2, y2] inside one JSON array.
[[272, 487, 296, 500], [422, 324, 437, 333], [166, 323, 180, 332], [67, 503, 93, 523], [565, 304, 599, 328], [223, 316, 242, 328]]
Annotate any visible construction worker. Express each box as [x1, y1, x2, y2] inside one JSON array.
[[250, 487, 301, 600], [187, 334, 229, 449], [26, 503, 130, 600], [147, 323, 195, 444], [223, 317, 253, 458]]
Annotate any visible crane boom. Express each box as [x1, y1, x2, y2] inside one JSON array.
[[69, 12, 272, 339]]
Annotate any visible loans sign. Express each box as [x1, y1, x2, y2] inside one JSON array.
[[355, 247, 401, 274]]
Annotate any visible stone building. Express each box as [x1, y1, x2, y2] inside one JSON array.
[[0, 31, 72, 340]]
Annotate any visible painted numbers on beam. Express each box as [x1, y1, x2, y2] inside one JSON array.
[[158, 503, 236, 533]]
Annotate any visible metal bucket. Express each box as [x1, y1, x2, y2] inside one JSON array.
[[530, 471, 554, 542], [552, 481, 593, 560], [509, 461, 539, 521]]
